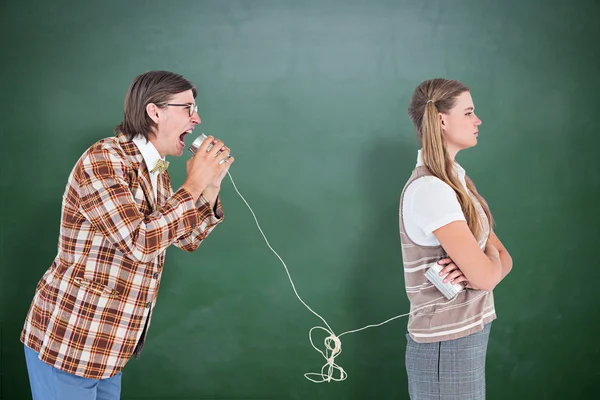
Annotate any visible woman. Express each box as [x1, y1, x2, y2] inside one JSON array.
[[399, 78, 512, 399]]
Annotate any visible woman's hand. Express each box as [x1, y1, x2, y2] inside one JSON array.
[[437, 258, 478, 289]]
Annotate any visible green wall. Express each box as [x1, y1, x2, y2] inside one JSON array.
[[1, 0, 598, 398]]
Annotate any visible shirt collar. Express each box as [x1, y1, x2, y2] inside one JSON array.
[[416, 148, 466, 180], [132, 135, 164, 175]]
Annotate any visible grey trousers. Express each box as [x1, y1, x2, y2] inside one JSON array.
[[405, 323, 492, 400]]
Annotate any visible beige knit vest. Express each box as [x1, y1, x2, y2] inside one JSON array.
[[399, 166, 496, 343]]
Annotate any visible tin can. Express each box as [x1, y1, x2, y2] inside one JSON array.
[[188, 133, 212, 155], [188, 133, 232, 165], [424, 262, 465, 300]]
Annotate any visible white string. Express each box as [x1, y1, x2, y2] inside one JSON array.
[[225, 170, 484, 383]]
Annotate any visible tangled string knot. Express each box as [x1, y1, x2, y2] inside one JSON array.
[[304, 326, 347, 383]]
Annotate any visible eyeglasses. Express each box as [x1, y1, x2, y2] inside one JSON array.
[[164, 103, 198, 117]]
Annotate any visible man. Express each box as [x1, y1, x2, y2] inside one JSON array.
[[20, 70, 234, 399]]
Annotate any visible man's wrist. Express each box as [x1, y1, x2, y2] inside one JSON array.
[[181, 182, 206, 202], [201, 185, 221, 210]]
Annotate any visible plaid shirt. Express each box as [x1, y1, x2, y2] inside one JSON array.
[[21, 132, 224, 379]]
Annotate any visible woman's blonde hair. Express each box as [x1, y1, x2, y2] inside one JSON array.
[[408, 78, 493, 239]]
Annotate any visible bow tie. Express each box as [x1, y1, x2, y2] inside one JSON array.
[[150, 159, 169, 174]]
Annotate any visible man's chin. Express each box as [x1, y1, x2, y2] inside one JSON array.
[[170, 147, 185, 157]]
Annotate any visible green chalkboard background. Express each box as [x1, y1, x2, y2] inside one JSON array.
[[1, 0, 598, 398]]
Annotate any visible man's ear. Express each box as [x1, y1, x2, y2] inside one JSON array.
[[146, 103, 160, 124]]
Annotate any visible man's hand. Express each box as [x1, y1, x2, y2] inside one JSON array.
[[181, 136, 234, 200], [207, 138, 234, 189], [437, 257, 479, 289], [208, 156, 233, 189]]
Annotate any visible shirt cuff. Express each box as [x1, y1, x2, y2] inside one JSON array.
[[196, 195, 224, 224]]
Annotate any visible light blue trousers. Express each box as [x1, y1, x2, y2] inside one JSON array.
[[24, 345, 122, 400]]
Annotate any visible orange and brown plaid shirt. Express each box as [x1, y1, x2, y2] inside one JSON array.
[[21, 132, 224, 379]]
